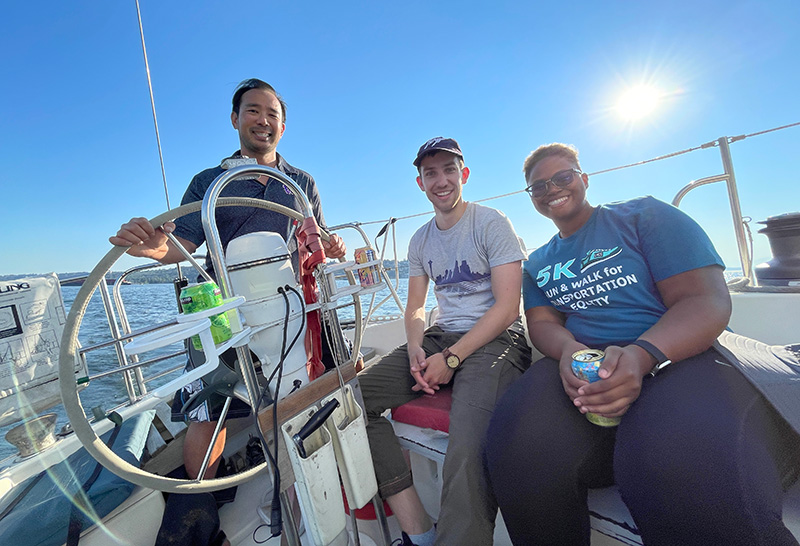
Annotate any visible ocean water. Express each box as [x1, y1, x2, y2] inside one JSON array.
[[0, 278, 424, 462]]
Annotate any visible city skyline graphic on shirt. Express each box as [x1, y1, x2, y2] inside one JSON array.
[[429, 259, 491, 288]]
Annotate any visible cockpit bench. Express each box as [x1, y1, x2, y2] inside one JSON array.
[[389, 386, 800, 544]]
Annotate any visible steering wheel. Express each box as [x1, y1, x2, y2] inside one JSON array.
[[59, 197, 345, 493]]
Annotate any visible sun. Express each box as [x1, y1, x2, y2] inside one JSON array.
[[615, 85, 661, 121]]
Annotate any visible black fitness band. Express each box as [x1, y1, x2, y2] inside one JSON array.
[[631, 339, 672, 377]]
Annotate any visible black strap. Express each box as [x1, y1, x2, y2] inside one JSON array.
[[65, 413, 124, 546], [631, 339, 672, 376]]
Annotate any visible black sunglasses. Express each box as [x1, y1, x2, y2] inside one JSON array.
[[525, 168, 581, 198]]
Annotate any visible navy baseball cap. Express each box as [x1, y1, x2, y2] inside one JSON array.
[[413, 137, 463, 167]]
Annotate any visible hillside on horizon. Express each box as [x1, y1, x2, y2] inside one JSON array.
[[1, 260, 410, 284]]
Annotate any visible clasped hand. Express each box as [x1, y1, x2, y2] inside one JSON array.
[[408, 346, 453, 395]]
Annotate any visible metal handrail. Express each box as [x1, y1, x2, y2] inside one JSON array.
[[62, 260, 201, 403], [114, 263, 159, 396], [195, 169, 365, 534], [57, 274, 134, 401], [199, 164, 316, 424], [112, 260, 204, 398], [77, 318, 178, 353], [671, 136, 756, 286], [80, 349, 185, 382], [326, 222, 406, 320], [201, 165, 314, 301]]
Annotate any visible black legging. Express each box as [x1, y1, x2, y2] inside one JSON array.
[[484, 349, 800, 546]]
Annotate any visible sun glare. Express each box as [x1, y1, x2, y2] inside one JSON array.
[[615, 85, 661, 121]]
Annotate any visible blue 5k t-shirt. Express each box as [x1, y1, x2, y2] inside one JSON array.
[[522, 196, 724, 346]]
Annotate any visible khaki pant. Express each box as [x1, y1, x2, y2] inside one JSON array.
[[359, 326, 531, 546]]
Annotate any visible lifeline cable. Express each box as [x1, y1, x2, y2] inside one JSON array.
[[354, 121, 800, 227]]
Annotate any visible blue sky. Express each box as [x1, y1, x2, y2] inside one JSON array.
[[1, 0, 798, 277]]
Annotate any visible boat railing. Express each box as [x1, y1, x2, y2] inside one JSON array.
[[59, 271, 149, 407], [671, 136, 756, 286], [326, 221, 406, 323], [112, 261, 193, 398], [63, 262, 192, 411]]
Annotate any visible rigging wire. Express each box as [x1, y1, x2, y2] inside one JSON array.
[[134, 0, 183, 279], [355, 120, 800, 227], [134, 0, 171, 210], [736, 120, 800, 140]]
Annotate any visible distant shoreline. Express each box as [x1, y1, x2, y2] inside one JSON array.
[[1, 263, 742, 284], [1, 260, 412, 284]]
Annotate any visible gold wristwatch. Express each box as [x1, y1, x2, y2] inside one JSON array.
[[442, 347, 461, 370]]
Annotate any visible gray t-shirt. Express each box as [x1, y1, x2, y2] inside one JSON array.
[[408, 202, 526, 333]]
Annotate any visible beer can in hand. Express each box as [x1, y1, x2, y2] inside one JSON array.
[[571, 349, 620, 427]]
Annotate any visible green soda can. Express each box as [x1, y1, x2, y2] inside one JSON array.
[[179, 281, 232, 350], [571, 349, 621, 427]]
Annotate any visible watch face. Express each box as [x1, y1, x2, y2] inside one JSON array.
[[446, 355, 460, 369]]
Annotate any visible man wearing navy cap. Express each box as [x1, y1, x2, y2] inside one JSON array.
[[359, 137, 531, 545]]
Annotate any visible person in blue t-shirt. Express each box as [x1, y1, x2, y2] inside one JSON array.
[[485, 143, 799, 546]]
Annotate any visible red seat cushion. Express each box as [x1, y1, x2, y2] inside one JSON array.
[[391, 387, 452, 433]]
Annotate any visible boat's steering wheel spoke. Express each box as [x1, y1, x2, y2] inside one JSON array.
[[162, 229, 216, 283]]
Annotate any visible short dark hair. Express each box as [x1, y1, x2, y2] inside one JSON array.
[[522, 143, 581, 182], [231, 79, 287, 122]]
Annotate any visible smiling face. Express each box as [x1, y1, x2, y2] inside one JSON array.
[[416, 151, 470, 227], [231, 88, 285, 163], [527, 154, 593, 237]]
